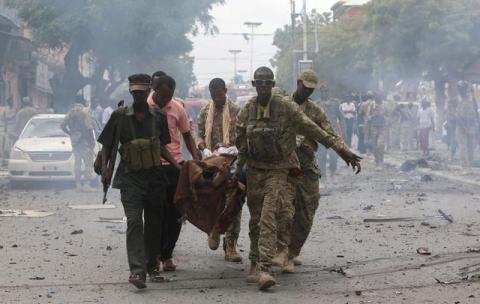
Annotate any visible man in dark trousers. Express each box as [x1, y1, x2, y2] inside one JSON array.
[[150, 75, 202, 272], [98, 74, 179, 289]]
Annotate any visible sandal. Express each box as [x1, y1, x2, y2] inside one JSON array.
[[128, 273, 147, 289], [148, 268, 166, 283], [162, 259, 177, 272]]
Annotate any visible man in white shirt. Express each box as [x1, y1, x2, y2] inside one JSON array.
[[417, 100, 435, 156], [340, 96, 356, 147]]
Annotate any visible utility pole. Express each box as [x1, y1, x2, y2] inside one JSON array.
[[302, 0, 308, 61], [228, 49, 242, 84], [243, 21, 262, 79], [291, 0, 298, 88]]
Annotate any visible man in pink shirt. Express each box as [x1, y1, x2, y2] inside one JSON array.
[[150, 74, 201, 272]]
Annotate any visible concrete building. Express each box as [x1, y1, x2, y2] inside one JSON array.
[[0, 1, 55, 112]]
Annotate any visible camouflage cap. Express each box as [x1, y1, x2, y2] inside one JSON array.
[[299, 70, 319, 89]]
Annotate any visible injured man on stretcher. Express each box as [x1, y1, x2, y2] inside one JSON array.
[[174, 146, 246, 250]]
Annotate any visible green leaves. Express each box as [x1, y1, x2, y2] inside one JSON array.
[[8, 0, 223, 99], [273, 0, 480, 93]]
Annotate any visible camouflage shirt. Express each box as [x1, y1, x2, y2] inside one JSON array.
[[235, 94, 343, 170], [61, 103, 94, 147], [456, 97, 479, 133], [285, 96, 339, 173], [197, 100, 240, 150]]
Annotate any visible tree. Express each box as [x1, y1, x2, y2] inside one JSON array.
[[272, 0, 480, 125], [8, 0, 223, 112], [271, 9, 373, 97], [364, 0, 480, 124]]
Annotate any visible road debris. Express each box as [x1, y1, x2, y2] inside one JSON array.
[[363, 205, 374, 211], [416, 247, 431, 255], [97, 217, 127, 223], [71, 229, 84, 235], [399, 159, 429, 172], [434, 278, 458, 285], [438, 209, 453, 223], [68, 204, 116, 210], [29, 276, 45, 280], [466, 248, 480, 253], [329, 267, 347, 276], [326, 215, 344, 220], [0, 209, 55, 217], [421, 174, 433, 182]]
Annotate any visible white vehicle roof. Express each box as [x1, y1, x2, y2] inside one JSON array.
[[31, 114, 66, 119]]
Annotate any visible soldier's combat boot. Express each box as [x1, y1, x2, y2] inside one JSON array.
[[208, 230, 220, 250], [224, 238, 242, 262], [258, 271, 276, 291], [245, 263, 259, 283], [282, 258, 295, 274], [271, 248, 287, 267]]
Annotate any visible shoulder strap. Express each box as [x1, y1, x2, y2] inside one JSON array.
[[151, 112, 157, 137], [269, 96, 279, 122], [115, 108, 127, 144], [127, 115, 136, 140], [248, 98, 257, 122]]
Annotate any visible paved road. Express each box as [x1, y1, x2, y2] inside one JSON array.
[[1, 158, 480, 304]]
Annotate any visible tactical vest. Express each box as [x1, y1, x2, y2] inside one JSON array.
[[120, 115, 162, 172], [246, 97, 295, 162]]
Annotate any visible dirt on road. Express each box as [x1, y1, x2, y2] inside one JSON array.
[[1, 157, 479, 304]]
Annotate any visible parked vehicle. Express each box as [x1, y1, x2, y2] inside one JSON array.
[[8, 114, 99, 183]]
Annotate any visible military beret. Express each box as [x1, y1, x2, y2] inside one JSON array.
[[128, 74, 151, 92]]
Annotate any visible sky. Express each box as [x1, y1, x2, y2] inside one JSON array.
[[191, 0, 369, 86]]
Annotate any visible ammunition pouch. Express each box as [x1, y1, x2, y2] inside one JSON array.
[[121, 137, 161, 172]]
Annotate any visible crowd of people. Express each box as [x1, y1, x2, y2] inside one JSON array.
[[309, 81, 479, 173], [54, 67, 480, 293], [59, 67, 357, 292]]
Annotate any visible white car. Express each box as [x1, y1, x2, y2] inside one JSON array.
[[8, 114, 99, 182]]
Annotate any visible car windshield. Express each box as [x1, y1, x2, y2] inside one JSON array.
[[21, 118, 68, 138]]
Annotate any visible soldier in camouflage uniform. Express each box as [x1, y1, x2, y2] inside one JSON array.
[[197, 78, 242, 263], [273, 70, 357, 274], [396, 99, 417, 151], [317, 86, 344, 181], [455, 81, 478, 170], [235, 67, 361, 291], [98, 74, 179, 289], [61, 95, 96, 191], [12, 97, 37, 140], [365, 93, 387, 168]]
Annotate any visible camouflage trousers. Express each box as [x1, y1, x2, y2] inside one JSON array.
[[72, 144, 94, 183], [456, 127, 476, 169], [369, 126, 385, 165], [276, 170, 320, 259], [225, 211, 241, 243], [246, 167, 294, 272]]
